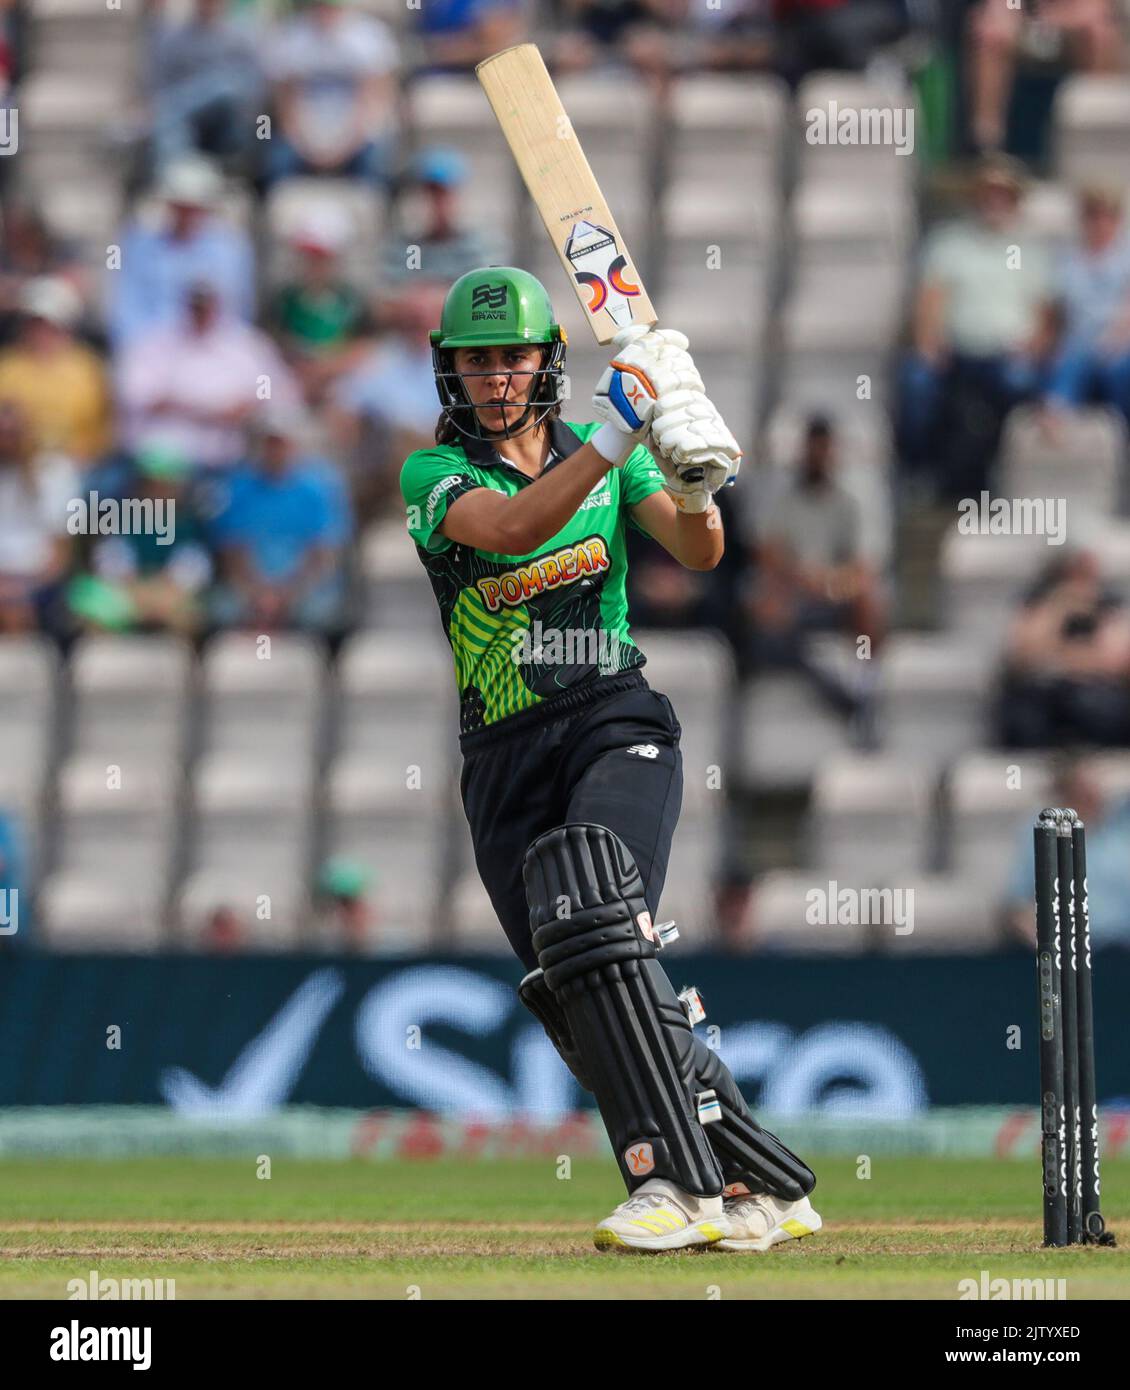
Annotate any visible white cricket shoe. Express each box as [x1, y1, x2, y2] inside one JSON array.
[[593, 1177, 731, 1253], [715, 1190, 822, 1251]]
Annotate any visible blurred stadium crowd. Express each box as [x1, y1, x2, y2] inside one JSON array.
[[3, 0, 1130, 955]]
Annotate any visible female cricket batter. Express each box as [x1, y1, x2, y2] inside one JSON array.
[[400, 267, 820, 1252]]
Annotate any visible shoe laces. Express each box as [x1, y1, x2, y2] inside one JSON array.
[[620, 1190, 680, 1217], [724, 1192, 773, 1220]]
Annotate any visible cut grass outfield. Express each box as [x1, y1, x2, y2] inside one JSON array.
[[0, 1156, 1128, 1299]]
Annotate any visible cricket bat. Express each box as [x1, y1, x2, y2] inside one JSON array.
[[476, 44, 657, 345]]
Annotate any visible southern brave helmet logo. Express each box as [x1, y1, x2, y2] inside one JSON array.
[[472, 283, 508, 310]]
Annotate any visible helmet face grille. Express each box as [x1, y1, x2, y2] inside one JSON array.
[[432, 336, 567, 443]]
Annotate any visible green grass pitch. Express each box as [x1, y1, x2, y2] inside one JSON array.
[[1, 1156, 1128, 1299]]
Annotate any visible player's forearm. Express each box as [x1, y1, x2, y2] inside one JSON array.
[[672, 502, 723, 571], [502, 442, 613, 553]]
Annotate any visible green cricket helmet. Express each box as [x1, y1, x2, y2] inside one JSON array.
[[431, 266, 568, 441]]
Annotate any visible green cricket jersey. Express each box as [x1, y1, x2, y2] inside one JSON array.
[[400, 417, 667, 735]]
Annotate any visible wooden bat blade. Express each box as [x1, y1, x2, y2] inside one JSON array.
[[476, 44, 656, 345]]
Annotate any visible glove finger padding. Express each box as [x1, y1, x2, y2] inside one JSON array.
[[651, 407, 740, 469], [619, 330, 702, 395], [609, 325, 655, 352], [651, 328, 691, 353]]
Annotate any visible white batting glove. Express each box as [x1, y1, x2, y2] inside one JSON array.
[[590, 326, 704, 464], [650, 390, 742, 513]]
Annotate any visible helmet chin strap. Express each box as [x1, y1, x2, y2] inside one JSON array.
[[483, 398, 540, 441]]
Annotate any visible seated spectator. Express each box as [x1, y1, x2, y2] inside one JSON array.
[[552, 0, 683, 83], [380, 148, 498, 292], [0, 805, 24, 951], [696, 0, 772, 74], [199, 904, 247, 952], [0, 399, 76, 634], [1041, 184, 1130, 431], [262, 0, 399, 188], [269, 204, 373, 406], [0, 202, 89, 348], [108, 155, 254, 349], [328, 280, 449, 519], [0, 278, 111, 463], [118, 279, 300, 471], [898, 157, 1057, 500], [146, 0, 264, 176], [772, 0, 909, 90], [1003, 758, 1130, 946], [313, 857, 376, 952], [67, 445, 212, 637], [967, 0, 1122, 157], [748, 416, 886, 722], [209, 405, 353, 634], [997, 549, 1130, 748], [414, 0, 524, 73]]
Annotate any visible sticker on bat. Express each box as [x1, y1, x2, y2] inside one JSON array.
[[564, 219, 641, 327]]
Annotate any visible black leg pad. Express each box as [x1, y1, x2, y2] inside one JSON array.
[[523, 822, 724, 1197], [519, 965, 815, 1200]]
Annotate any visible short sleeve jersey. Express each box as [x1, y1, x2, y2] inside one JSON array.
[[400, 417, 666, 734]]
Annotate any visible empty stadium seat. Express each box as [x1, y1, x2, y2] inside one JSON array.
[[879, 636, 995, 763], [55, 754, 180, 890], [811, 750, 934, 878], [334, 630, 456, 779], [667, 74, 788, 207], [200, 633, 326, 760], [37, 870, 166, 951], [874, 875, 999, 954], [0, 639, 58, 871], [70, 635, 193, 763], [741, 672, 852, 788], [322, 753, 449, 945], [782, 262, 906, 355], [191, 753, 314, 877], [807, 753, 935, 878], [792, 182, 916, 268], [998, 406, 1125, 521], [1055, 75, 1130, 183], [940, 526, 1052, 642], [947, 752, 1055, 893]]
